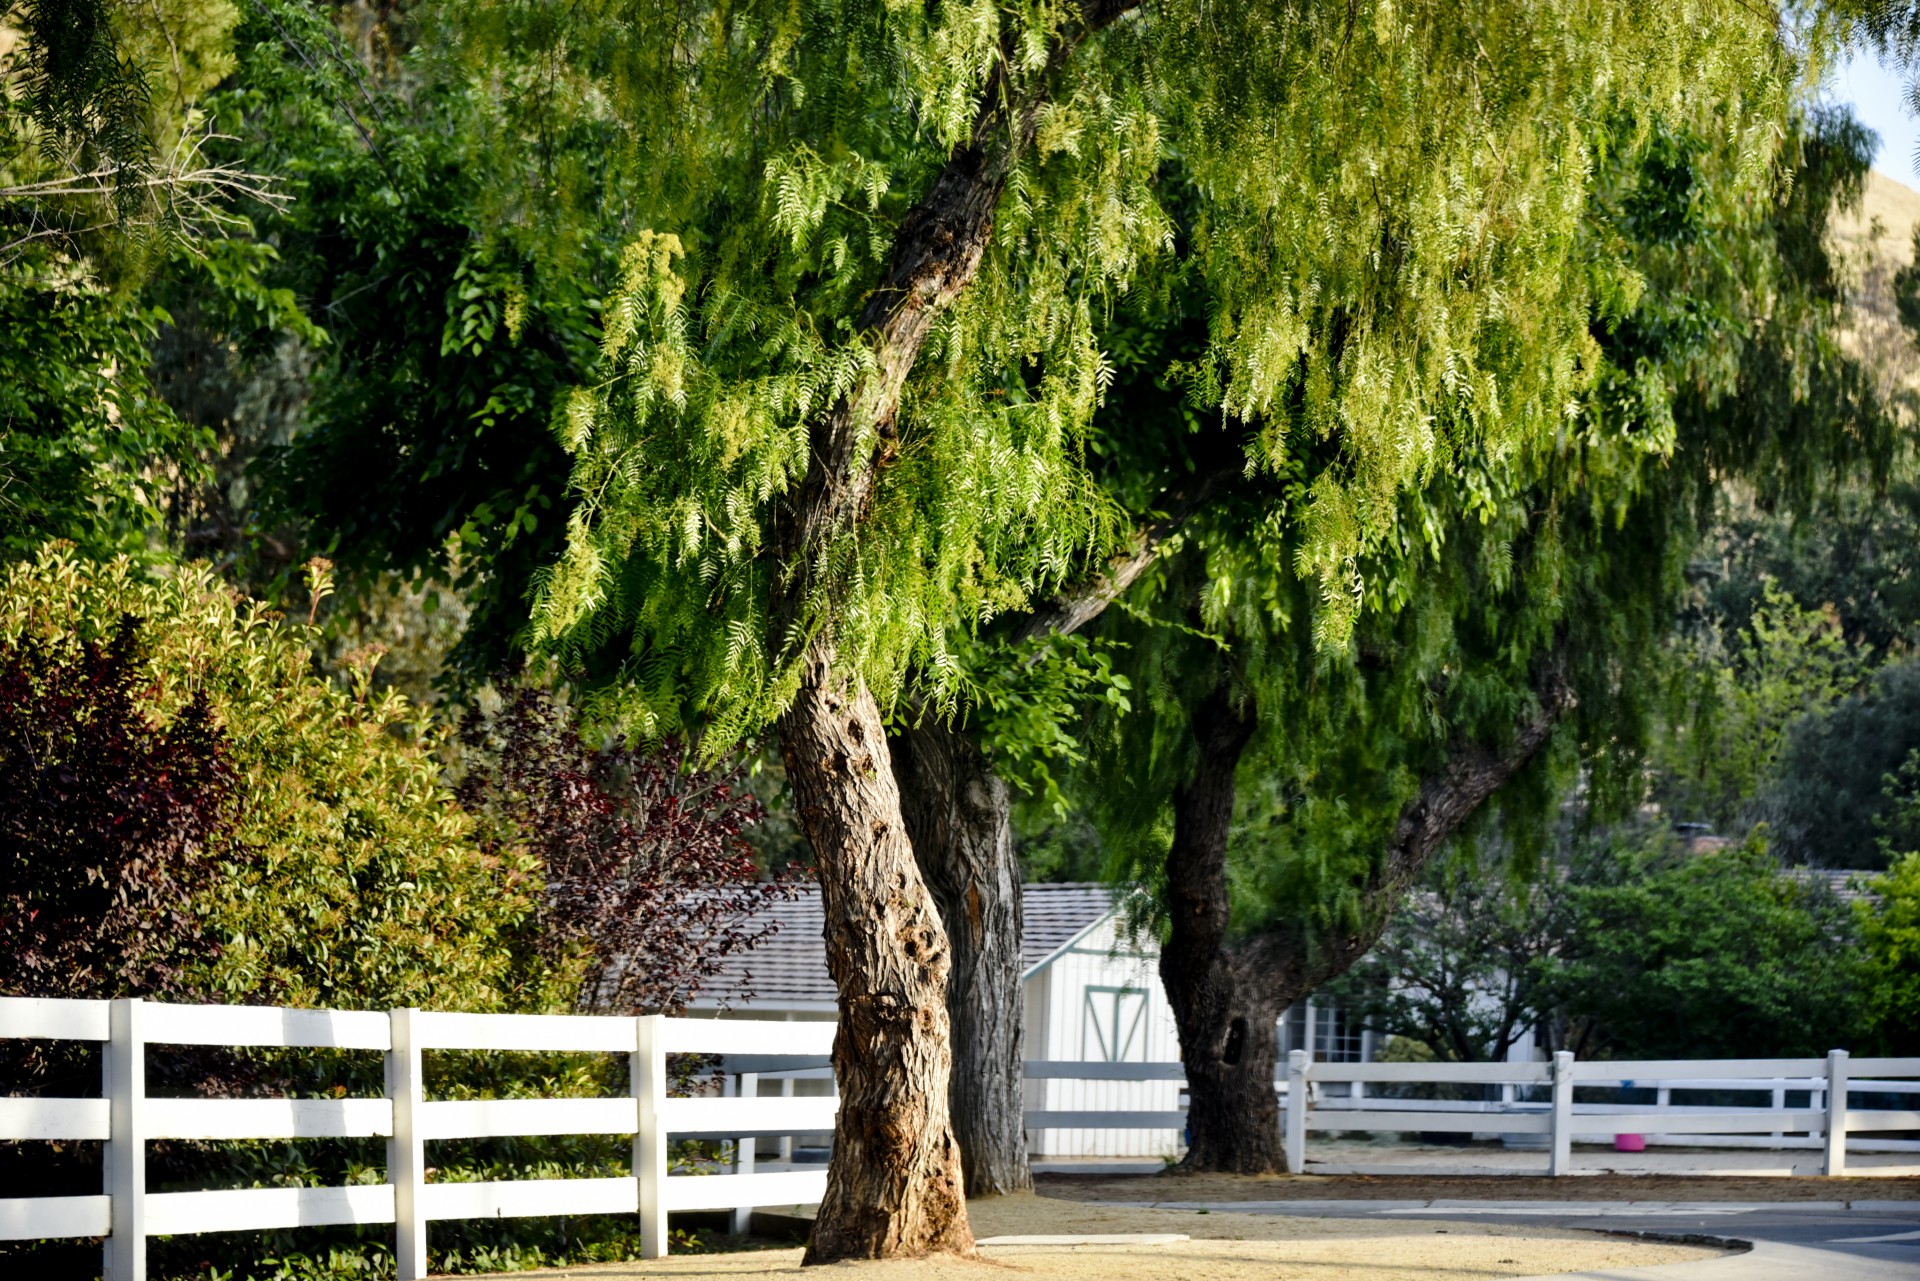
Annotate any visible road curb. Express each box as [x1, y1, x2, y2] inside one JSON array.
[[1105, 1197, 1913, 1215]]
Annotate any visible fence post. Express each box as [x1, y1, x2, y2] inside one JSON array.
[[387, 1008, 427, 1281], [1284, 1050, 1308, 1173], [1823, 1048, 1850, 1177], [635, 1014, 669, 1258], [732, 1071, 759, 1235], [777, 1077, 794, 1162], [1548, 1050, 1574, 1176], [105, 997, 146, 1281]]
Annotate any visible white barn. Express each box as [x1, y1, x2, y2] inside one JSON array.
[[686, 882, 1378, 1159]]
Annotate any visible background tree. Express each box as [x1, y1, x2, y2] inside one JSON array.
[[1057, 100, 1897, 1173], [1324, 837, 1557, 1065], [214, 0, 593, 676], [1331, 829, 1877, 1063], [1854, 751, 1920, 1053], [1543, 837, 1869, 1060], [1759, 659, 1920, 868], [1652, 582, 1865, 836], [1861, 866, 1920, 1055]]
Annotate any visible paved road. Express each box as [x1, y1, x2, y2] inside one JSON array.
[[1111, 1198, 1920, 1279]]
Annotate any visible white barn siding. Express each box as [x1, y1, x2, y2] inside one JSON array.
[[1024, 916, 1183, 1159]]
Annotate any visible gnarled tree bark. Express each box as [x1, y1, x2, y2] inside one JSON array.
[[1165, 660, 1579, 1174], [768, 0, 1146, 1258], [780, 656, 971, 1261]]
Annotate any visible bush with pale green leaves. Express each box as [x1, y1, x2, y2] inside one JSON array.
[[0, 541, 554, 1012]]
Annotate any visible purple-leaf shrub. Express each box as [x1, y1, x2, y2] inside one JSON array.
[[459, 686, 800, 1014], [0, 615, 236, 1002]]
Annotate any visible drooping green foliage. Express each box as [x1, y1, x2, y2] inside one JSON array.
[[1, 0, 247, 270], [9, 0, 156, 195], [485, 0, 1795, 746], [1054, 99, 1895, 947]]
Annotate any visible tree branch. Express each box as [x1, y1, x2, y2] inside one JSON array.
[[1008, 453, 1243, 647], [771, 0, 1147, 644], [1246, 653, 1578, 992]]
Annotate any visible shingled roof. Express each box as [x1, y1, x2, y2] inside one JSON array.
[[686, 883, 1117, 1011]]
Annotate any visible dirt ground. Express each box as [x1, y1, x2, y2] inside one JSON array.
[[512, 1194, 1726, 1280], [1037, 1169, 1920, 1203]]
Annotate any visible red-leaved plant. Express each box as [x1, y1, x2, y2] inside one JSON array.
[[457, 685, 801, 1014], [0, 615, 235, 1003]]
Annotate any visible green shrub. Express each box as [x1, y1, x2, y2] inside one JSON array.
[[0, 545, 783, 1277], [1860, 853, 1920, 1056], [0, 541, 545, 1014]]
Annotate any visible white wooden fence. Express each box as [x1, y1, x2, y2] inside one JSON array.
[[1024, 1050, 1920, 1174], [8, 995, 1919, 1281], [0, 997, 835, 1281]]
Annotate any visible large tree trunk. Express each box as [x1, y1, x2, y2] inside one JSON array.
[[762, 5, 1144, 1256], [890, 720, 1031, 1197], [780, 654, 971, 1261], [1169, 660, 1579, 1174], [1157, 683, 1281, 1173]]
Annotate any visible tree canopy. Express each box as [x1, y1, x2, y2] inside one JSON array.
[[497, 0, 1794, 740]]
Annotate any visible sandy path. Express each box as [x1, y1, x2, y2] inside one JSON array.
[[509, 1193, 1725, 1280]]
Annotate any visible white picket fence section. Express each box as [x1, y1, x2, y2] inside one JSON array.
[[0, 997, 834, 1281], [1024, 1050, 1920, 1174]]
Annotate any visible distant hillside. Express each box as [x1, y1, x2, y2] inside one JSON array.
[[1831, 168, 1920, 268], [1830, 169, 1920, 400]]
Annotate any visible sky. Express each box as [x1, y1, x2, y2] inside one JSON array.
[[1833, 49, 1920, 185]]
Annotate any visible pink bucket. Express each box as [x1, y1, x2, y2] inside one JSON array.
[[1614, 1133, 1646, 1152]]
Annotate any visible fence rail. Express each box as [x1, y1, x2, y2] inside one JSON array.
[[8, 995, 1919, 1281], [1019, 1049, 1920, 1175], [0, 997, 834, 1280]]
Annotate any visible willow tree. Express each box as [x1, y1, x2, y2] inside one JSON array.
[[497, 0, 1789, 1257], [1069, 102, 1894, 1173]]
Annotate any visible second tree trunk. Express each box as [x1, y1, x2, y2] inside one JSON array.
[[1158, 684, 1286, 1172], [891, 718, 1032, 1196]]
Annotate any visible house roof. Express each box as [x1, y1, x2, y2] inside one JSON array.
[[686, 883, 1116, 1010]]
